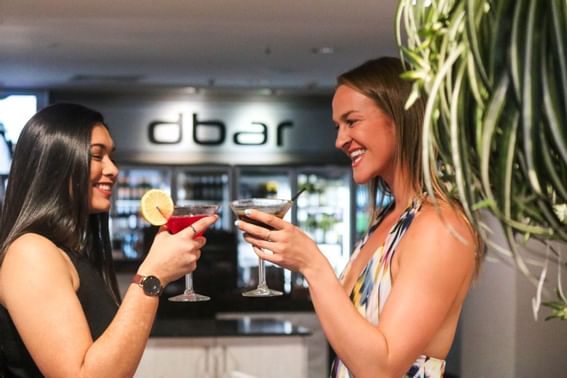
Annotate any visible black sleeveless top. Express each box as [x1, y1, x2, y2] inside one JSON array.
[[0, 247, 119, 377]]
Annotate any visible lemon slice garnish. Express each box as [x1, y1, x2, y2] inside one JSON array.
[[140, 189, 174, 226]]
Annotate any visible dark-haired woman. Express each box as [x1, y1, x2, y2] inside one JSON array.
[[236, 57, 480, 377], [0, 103, 217, 377]]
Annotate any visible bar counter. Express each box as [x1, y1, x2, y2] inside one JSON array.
[[150, 317, 311, 337]]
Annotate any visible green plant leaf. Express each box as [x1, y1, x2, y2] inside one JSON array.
[[541, 22, 567, 166], [520, 0, 544, 196], [550, 0, 567, 116], [510, 0, 526, 102], [465, 0, 489, 88], [397, 0, 567, 319], [480, 73, 509, 213]]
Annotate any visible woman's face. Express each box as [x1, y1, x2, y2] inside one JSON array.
[[89, 124, 118, 213], [332, 84, 397, 185]]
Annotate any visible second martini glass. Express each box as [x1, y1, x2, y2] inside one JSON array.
[[167, 203, 219, 302], [230, 198, 292, 297]]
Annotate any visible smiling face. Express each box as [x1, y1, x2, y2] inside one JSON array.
[[89, 124, 118, 213], [332, 84, 397, 185]]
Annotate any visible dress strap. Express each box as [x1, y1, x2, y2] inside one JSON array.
[[339, 200, 394, 283]]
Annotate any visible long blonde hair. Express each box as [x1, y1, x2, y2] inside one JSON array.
[[337, 57, 483, 270]]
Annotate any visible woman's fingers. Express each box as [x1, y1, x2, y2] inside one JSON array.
[[252, 246, 283, 265], [236, 210, 288, 240], [244, 209, 287, 229], [177, 214, 219, 239], [243, 233, 275, 251]]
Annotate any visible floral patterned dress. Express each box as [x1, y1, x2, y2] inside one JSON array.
[[330, 198, 446, 378]]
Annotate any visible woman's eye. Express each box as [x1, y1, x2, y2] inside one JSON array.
[[345, 119, 357, 127], [90, 153, 103, 161]]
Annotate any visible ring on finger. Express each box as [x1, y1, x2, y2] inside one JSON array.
[[190, 225, 197, 234], [266, 230, 272, 242]]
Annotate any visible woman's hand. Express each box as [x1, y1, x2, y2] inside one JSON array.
[[138, 215, 218, 286], [235, 209, 323, 276]]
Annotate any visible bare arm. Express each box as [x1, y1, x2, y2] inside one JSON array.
[[238, 207, 475, 377], [0, 215, 217, 378]]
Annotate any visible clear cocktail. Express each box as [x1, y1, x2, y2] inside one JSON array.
[[231, 198, 292, 297]]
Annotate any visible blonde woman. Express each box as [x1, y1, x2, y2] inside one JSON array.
[[236, 57, 481, 378]]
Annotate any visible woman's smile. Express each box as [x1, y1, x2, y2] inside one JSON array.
[[349, 148, 367, 168], [93, 182, 113, 197]]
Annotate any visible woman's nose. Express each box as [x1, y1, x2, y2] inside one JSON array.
[[335, 126, 351, 150], [104, 157, 119, 178]]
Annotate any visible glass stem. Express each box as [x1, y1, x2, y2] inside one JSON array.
[[258, 257, 267, 288], [185, 273, 195, 293]]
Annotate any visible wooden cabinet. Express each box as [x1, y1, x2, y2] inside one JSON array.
[[135, 335, 308, 378]]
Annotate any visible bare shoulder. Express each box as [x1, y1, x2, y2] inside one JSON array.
[[0, 233, 77, 298], [400, 198, 477, 273], [4, 233, 63, 262], [381, 199, 477, 364], [418, 199, 475, 244]]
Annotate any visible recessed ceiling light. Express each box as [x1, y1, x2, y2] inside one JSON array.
[[311, 47, 335, 55], [183, 86, 198, 94], [257, 88, 274, 96]]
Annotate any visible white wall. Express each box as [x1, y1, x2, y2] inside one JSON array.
[[461, 258, 517, 377], [514, 242, 567, 376], [460, 215, 567, 377]]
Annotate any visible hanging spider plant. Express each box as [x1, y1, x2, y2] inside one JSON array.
[[395, 0, 567, 320]]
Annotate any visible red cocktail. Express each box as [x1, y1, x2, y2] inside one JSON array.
[[167, 214, 207, 236], [167, 204, 219, 303]]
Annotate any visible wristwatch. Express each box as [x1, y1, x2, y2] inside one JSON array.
[[132, 274, 163, 296]]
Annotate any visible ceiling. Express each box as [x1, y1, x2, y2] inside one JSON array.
[[0, 0, 400, 94]]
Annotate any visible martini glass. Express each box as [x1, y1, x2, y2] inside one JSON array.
[[231, 198, 292, 297], [167, 203, 219, 302]]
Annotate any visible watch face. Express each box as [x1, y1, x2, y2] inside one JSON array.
[[142, 275, 162, 296]]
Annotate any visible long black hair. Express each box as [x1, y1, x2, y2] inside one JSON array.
[[0, 103, 121, 303]]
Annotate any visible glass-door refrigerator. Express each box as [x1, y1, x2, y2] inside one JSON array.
[[173, 166, 232, 231], [110, 166, 172, 261], [233, 165, 354, 298], [295, 167, 352, 276], [355, 184, 371, 242]]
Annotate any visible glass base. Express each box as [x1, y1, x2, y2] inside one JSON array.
[[168, 291, 210, 302], [242, 286, 283, 297]]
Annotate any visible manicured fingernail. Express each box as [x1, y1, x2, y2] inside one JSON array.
[[244, 209, 252, 215], [234, 220, 240, 226]]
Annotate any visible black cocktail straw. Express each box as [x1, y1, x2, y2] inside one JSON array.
[[290, 188, 306, 202]]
